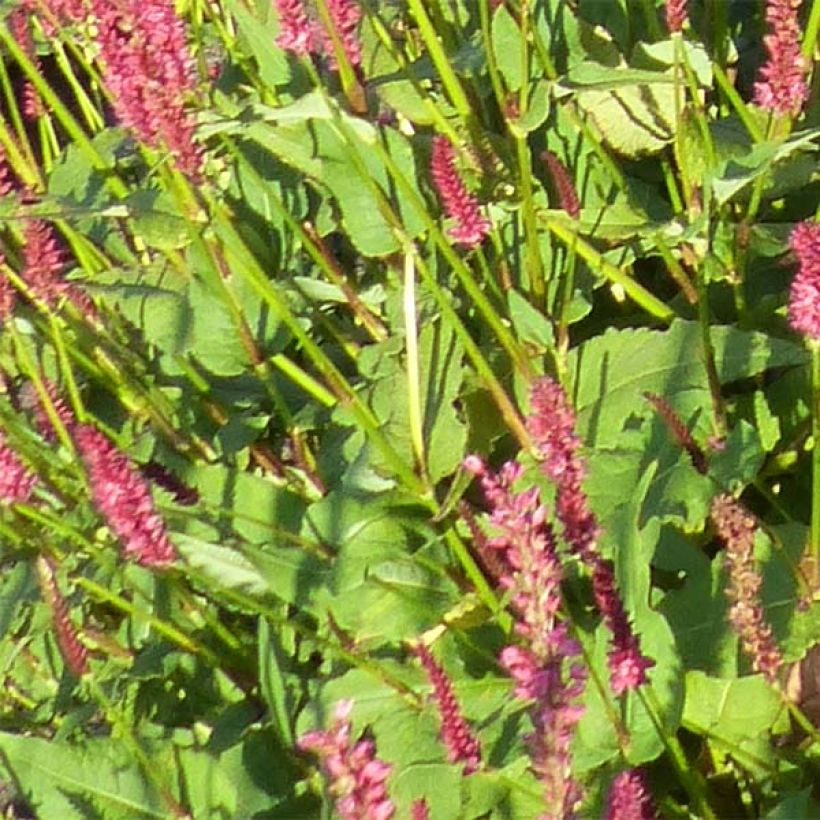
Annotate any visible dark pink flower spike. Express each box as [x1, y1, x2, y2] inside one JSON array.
[[90, 0, 204, 180], [606, 769, 658, 820], [298, 700, 396, 820], [74, 423, 177, 567], [21, 220, 96, 319], [711, 494, 783, 684], [0, 432, 38, 504], [430, 136, 491, 249], [274, 0, 316, 57], [528, 377, 654, 694], [35, 556, 89, 678], [414, 645, 481, 773], [788, 220, 820, 341], [541, 151, 580, 219], [410, 798, 430, 820], [8, 8, 43, 120], [665, 0, 689, 34], [753, 0, 809, 116]]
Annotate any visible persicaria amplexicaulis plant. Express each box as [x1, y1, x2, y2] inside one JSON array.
[[2, 0, 820, 816]]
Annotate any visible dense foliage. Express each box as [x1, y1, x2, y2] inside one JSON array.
[[0, 0, 819, 817]]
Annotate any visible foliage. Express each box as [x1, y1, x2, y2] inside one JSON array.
[[0, 0, 818, 817]]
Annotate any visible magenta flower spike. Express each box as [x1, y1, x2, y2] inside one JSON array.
[[274, 0, 315, 57], [788, 220, 820, 341], [410, 798, 430, 820], [606, 769, 658, 820], [430, 136, 491, 249], [0, 432, 38, 504], [711, 494, 783, 684], [527, 377, 654, 695], [36, 556, 89, 678], [464, 455, 587, 816], [665, 0, 689, 34], [542, 150, 581, 219], [298, 700, 396, 820], [90, 0, 204, 179], [414, 644, 481, 773], [20, 220, 97, 320], [753, 0, 809, 116], [74, 423, 177, 567]]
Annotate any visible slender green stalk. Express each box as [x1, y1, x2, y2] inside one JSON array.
[[802, 0, 820, 60], [712, 64, 764, 142], [811, 343, 820, 587], [695, 262, 727, 437], [403, 251, 428, 480], [0, 24, 128, 198], [269, 354, 338, 408], [405, 0, 474, 125], [412, 248, 532, 450], [540, 217, 676, 323], [639, 686, 716, 819]]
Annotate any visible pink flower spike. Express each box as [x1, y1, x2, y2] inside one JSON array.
[[298, 700, 395, 820], [606, 769, 658, 820], [528, 377, 654, 694], [90, 0, 204, 179], [711, 494, 783, 683], [788, 220, 820, 341], [74, 423, 177, 567], [35, 556, 89, 678], [414, 645, 481, 773], [542, 150, 580, 219], [753, 0, 809, 116], [665, 0, 689, 34], [0, 432, 38, 504], [430, 136, 491, 249], [410, 798, 430, 820], [274, 0, 315, 57]]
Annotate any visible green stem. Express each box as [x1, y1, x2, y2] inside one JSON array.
[[811, 342, 820, 588], [639, 686, 716, 819], [696, 262, 727, 437], [516, 135, 546, 304], [803, 0, 820, 60], [712, 64, 763, 142], [0, 24, 128, 199], [540, 217, 676, 323], [403, 251, 428, 480], [405, 0, 474, 126]]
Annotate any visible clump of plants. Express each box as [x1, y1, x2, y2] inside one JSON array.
[[0, 0, 819, 817]]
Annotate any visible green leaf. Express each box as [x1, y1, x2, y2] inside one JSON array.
[[682, 671, 783, 745], [257, 617, 295, 747], [176, 535, 270, 597], [0, 733, 166, 818], [569, 320, 806, 449], [246, 93, 426, 255], [492, 7, 524, 91]]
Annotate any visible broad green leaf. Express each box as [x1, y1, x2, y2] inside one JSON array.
[[569, 320, 806, 448], [246, 93, 425, 255], [492, 6, 524, 91], [682, 671, 783, 745], [176, 535, 270, 597], [0, 733, 166, 818]]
